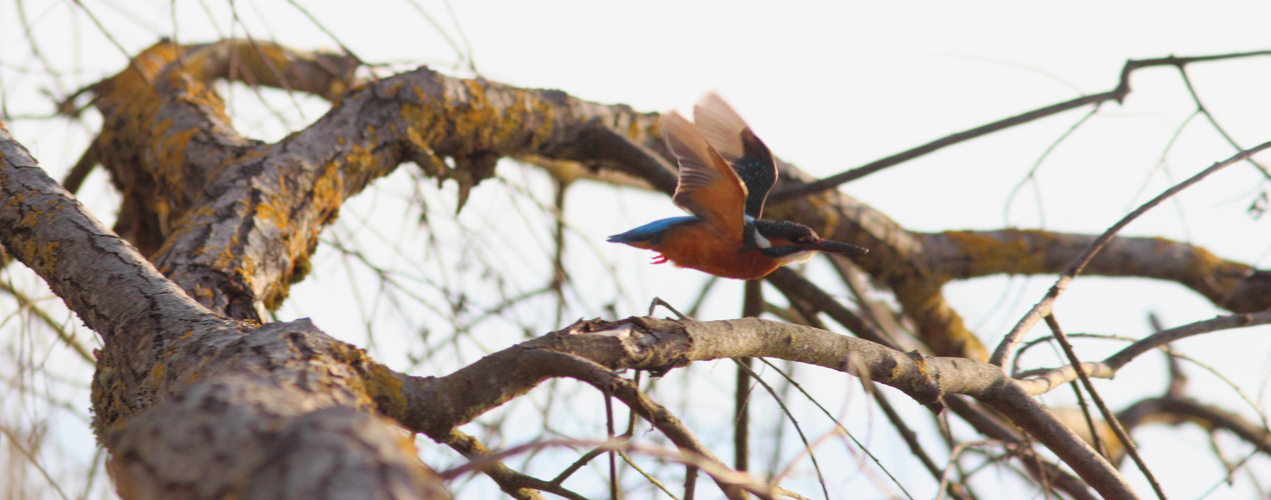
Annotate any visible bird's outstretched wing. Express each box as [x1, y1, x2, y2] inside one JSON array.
[[693, 93, 777, 219], [663, 111, 748, 242]]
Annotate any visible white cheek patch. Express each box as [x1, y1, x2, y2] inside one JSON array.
[[752, 228, 772, 249]]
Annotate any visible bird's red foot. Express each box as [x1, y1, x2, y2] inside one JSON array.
[[652, 254, 670, 264]]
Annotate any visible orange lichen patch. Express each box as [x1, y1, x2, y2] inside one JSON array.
[[151, 364, 165, 384], [170, 73, 233, 126], [401, 109, 445, 151], [449, 81, 497, 142], [311, 163, 347, 221], [402, 82, 556, 158], [97, 42, 183, 92], [287, 250, 312, 286], [210, 227, 257, 291], [152, 119, 197, 180], [21, 241, 60, 277], [628, 119, 645, 139], [19, 206, 43, 228], [493, 91, 556, 149], [938, 230, 1051, 282], [1186, 243, 1251, 295], [343, 142, 380, 179], [93, 44, 179, 125], [91, 364, 137, 434], [255, 201, 290, 230], [363, 361, 407, 421], [329, 341, 367, 365], [91, 41, 236, 214]]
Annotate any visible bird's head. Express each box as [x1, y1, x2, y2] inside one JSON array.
[[750, 220, 867, 265]]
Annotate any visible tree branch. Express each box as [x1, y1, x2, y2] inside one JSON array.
[[922, 230, 1271, 313], [1015, 309, 1271, 392], [1, 124, 449, 498], [991, 141, 1271, 367], [386, 317, 1134, 499], [769, 50, 1271, 201]]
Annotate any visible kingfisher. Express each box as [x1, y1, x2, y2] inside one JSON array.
[[608, 93, 867, 280]]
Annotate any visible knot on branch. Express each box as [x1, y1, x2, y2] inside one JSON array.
[[555, 317, 692, 375], [902, 350, 947, 414], [450, 151, 501, 214]]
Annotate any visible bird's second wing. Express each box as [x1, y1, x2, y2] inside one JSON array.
[[663, 111, 748, 242], [693, 93, 777, 219]]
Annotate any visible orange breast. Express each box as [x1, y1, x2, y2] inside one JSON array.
[[653, 223, 782, 280]]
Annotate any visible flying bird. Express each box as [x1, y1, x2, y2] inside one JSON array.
[[608, 93, 867, 280]]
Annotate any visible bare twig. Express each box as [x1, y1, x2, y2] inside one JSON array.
[[1043, 315, 1165, 499], [735, 279, 763, 473], [991, 141, 1271, 367], [772, 50, 1271, 202], [1016, 309, 1271, 392], [734, 359, 834, 500]]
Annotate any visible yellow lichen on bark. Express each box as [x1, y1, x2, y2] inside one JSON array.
[[363, 361, 408, 421], [22, 241, 59, 277], [310, 162, 347, 223], [19, 205, 43, 228], [449, 81, 497, 145], [937, 230, 1046, 281], [1186, 243, 1252, 302], [152, 118, 197, 189], [255, 200, 290, 230]]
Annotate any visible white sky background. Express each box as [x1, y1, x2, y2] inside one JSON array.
[[4, 1, 1271, 499]]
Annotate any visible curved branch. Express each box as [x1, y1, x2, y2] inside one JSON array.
[[87, 41, 668, 322], [1016, 309, 1271, 391], [1119, 397, 1271, 456], [0, 124, 223, 401], [387, 317, 1134, 499], [991, 141, 1271, 366], [388, 345, 751, 499], [922, 230, 1271, 313]]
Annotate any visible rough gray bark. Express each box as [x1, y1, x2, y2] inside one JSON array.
[[1, 124, 449, 499]]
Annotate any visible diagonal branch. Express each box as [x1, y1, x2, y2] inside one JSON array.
[[1015, 309, 1271, 392], [0, 125, 449, 498], [0, 123, 221, 354], [384, 317, 1135, 499], [990, 141, 1271, 367], [770, 50, 1271, 201]]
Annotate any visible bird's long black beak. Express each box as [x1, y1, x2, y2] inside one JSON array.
[[806, 239, 868, 255]]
